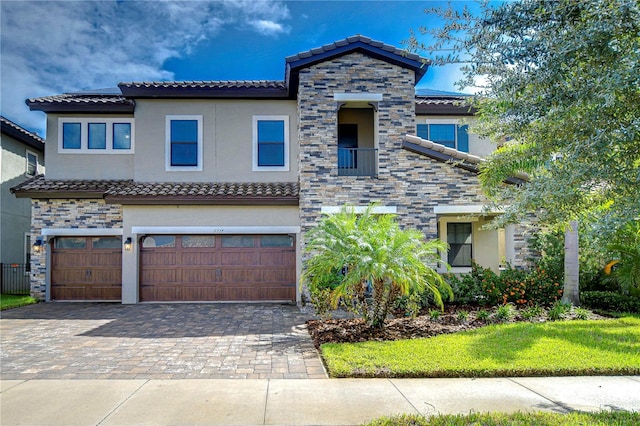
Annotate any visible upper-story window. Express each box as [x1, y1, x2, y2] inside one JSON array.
[[417, 122, 469, 153], [253, 115, 289, 171], [26, 150, 38, 176], [58, 118, 134, 153], [166, 115, 203, 171]]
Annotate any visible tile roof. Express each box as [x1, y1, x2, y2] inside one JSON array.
[[402, 135, 528, 184], [11, 175, 299, 205], [285, 34, 424, 64], [118, 80, 286, 90], [0, 116, 45, 150], [26, 93, 134, 113]]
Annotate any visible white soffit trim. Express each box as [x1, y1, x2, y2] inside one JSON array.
[[321, 206, 397, 214], [42, 228, 123, 236], [131, 226, 301, 235], [333, 93, 383, 101], [434, 205, 503, 215]]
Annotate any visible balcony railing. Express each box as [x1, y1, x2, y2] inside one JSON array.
[[338, 148, 378, 177]]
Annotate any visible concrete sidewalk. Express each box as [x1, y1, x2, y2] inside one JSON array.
[[1, 376, 639, 425]]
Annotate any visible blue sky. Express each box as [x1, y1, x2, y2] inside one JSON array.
[[1, 1, 477, 136]]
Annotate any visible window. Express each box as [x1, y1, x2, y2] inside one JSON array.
[[260, 235, 294, 247], [54, 237, 87, 249], [142, 235, 176, 248], [221, 235, 255, 248], [253, 115, 289, 171], [25, 150, 38, 176], [92, 237, 122, 249], [417, 122, 469, 153], [166, 115, 203, 171], [182, 235, 215, 248], [447, 223, 472, 267], [58, 118, 134, 153]]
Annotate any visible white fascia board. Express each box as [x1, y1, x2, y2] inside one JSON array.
[[433, 205, 504, 215], [131, 226, 300, 235], [320, 206, 397, 214], [333, 93, 383, 101], [41, 228, 123, 236]]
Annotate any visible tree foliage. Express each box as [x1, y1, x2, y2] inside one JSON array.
[[302, 205, 452, 328], [408, 0, 640, 237]]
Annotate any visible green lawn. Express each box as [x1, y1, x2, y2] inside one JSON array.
[[322, 317, 640, 378], [0, 294, 38, 311], [365, 411, 640, 426]]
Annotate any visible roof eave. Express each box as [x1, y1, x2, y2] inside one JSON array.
[[118, 85, 290, 99], [11, 190, 106, 199], [26, 101, 135, 114], [105, 195, 299, 206], [415, 103, 477, 116], [1, 122, 45, 151]]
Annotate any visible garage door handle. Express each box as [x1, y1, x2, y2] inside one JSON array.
[[86, 270, 92, 279], [216, 269, 222, 278]]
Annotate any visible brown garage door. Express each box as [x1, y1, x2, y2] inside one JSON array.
[[51, 236, 122, 301], [139, 234, 296, 302]]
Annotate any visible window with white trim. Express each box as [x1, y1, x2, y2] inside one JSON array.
[[253, 115, 289, 171], [25, 150, 38, 176], [166, 115, 203, 171], [417, 122, 469, 153], [58, 118, 134, 153]]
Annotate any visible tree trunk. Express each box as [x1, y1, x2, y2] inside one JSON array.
[[562, 220, 580, 306]]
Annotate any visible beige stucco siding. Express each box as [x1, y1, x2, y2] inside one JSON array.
[[45, 114, 135, 180], [133, 99, 298, 182]]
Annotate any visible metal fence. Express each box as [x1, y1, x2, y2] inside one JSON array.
[[338, 148, 378, 177], [0, 263, 31, 295]]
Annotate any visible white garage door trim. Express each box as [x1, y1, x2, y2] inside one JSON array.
[[131, 226, 300, 235]]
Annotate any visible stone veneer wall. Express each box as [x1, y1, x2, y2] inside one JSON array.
[[297, 53, 486, 240], [29, 199, 123, 299]]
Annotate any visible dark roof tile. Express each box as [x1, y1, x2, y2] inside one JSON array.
[[0, 116, 44, 150]]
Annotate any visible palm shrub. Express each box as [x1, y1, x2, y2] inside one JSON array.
[[606, 221, 640, 297], [303, 205, 452, 328]]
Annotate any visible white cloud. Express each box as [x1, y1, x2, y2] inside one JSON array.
[[0, 0, 291, 134], [248, 20, 290, 36]]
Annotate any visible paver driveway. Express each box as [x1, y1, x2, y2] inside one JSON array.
[[0, 303, 326, 379]]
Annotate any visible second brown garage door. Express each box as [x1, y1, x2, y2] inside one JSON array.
[[139, 234, 296, 302]]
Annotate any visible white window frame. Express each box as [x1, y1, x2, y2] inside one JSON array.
[[25, 149, 38, 176], [252, 115, 289, 172], [165, 115, 203, 172], [58, 118, 135, 153], [418, 118, 467, 151], [437, 216, 479, 274]]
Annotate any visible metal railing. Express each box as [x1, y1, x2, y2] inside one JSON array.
[[338, 148, 378, 177], [0, 263, 31, 295]]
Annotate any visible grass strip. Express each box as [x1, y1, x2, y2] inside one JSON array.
[[1, 294, 38, 311], [364, 411, 640, 426], [322, 317, 640, 378]]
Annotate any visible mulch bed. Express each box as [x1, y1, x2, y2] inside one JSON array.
[[306, 305, 606, 348]]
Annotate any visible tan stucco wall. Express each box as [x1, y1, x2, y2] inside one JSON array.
[[45, 114, 135, 180], [132, 99, 298, 182], [415, 115, 496, 158], [338, 108, 375, 149]]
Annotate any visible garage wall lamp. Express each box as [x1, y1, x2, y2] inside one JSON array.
[[33, 238, 45, 253], [124, 237, 133, 251]]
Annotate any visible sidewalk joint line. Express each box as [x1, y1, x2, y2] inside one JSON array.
[[96, 379, 149, 426], [388, 379, 422, 415], [263, 379, 270, 425], [508, 378, 573, 413]]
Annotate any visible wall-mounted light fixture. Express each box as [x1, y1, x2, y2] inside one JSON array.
[[124, 237, 133, 251], [33, 238, 44, 253]]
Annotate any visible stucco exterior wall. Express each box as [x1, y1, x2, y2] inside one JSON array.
[[132, 99, 298, 183], [1, 134, 44, 263], [45, 114, 134, 180]]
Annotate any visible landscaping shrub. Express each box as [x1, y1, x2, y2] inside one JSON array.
[[547, 301, 571, 321], [581, 291, 640, 313]]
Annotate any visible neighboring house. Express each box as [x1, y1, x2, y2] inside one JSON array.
[[12, 35, 532, 304], [1, 116, 45, 269]]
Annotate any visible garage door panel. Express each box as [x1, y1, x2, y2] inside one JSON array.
[[51, 268, 87, 284], [51, 285, 86, 300], [181, 252, 219, 266], [91, 252, 122, 267], [140, 235, 295, 302], [180, 269, 219, 283], [220, 251, 259, 266], [141, 251, 176, 266]]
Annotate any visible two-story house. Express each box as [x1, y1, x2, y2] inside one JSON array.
[[12, 35, 532, 304], [1, 116, 45, 272]]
